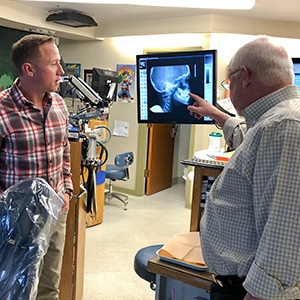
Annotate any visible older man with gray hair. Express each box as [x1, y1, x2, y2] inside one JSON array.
[[189, 37, 300, 300]]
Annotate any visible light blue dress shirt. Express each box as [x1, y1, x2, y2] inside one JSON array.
[[200, 86, 300, 299]]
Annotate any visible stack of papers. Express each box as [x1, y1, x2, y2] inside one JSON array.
[[157, 232, 207, 271]]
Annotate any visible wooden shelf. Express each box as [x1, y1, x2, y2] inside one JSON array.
[[148, 256, 213, 291], [59, 141, 86, 300]]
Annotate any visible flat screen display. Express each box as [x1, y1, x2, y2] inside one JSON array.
[[92, 68, 118, 101], [136, 50, 217, 124], [292, 58, 300, 91]]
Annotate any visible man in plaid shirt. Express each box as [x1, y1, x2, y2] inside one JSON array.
[[0, 34, 73, 299]]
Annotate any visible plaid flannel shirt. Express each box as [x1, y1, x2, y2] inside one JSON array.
[[0, 79, 73, 199]]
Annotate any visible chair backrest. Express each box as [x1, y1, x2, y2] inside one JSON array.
[[115, 152, 134, 168]]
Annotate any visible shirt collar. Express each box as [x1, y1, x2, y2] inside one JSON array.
[[243, 85, 300, 129], [10, 78, 52, 110]]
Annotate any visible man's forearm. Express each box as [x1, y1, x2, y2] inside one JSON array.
[[211, 110, 230, 128]]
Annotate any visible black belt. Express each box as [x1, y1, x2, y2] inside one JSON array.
[[212, 274, 246, 288]]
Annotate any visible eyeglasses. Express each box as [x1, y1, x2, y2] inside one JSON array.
[[220, 80, 230, 91], [220, 68, 241, 91]]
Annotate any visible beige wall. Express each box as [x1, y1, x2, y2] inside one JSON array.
[[190, 33, 300, 156], [59, 33, 211, 194], [3, 0, 300, 41], [0, 0, 98, 40], [2, 0, 300, 197], [185, 33, 300, 207], [60, 32, 300, 199]]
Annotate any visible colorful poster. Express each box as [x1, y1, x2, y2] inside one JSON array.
[[65, 63, 81, 76], [116, 64, 135, 103]]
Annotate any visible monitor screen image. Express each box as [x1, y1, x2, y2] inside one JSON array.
[[292, 58, 300, 91], [136, 50, 217, 124], [91, 68, 118, 101]]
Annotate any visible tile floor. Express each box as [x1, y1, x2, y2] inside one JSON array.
[[83, 182, 191, 300]]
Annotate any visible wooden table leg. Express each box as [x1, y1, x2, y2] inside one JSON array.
[[190, 166, 203, 232], [189, 166, 223, 232]]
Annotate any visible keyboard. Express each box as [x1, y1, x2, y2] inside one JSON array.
[[181, 157, 226, 169]]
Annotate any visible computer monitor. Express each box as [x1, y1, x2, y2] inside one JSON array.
[[58, 58, 78, 98], [292, 58, 300, 91], [91, 68, 118, 101], [136, 49, 217, 124]]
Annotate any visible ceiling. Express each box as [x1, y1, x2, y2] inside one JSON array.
[[12, 0, 300, 25]]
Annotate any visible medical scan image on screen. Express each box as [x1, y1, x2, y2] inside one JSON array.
[[136, 50, 216, 124], [149, 65, 191, 113]]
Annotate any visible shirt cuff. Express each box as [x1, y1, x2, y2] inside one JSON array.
[[243, 262, 300, 299], [223, 117, 243, 138], [64, 176, 73, 192]]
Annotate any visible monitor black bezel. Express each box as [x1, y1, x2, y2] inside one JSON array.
[[292, 57, 300, 91], [136, 49, 217, 125], [91, 67, 118, 102]]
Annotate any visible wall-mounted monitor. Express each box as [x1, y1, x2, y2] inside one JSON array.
[[136, 50, 217, 124], [91, 68, 118, 101], [292, 58, 300, 91]]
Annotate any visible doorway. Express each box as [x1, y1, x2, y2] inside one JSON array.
[[144, 124, 191, 195]]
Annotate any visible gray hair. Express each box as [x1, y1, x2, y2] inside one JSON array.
[[230, 37, 294, 87]]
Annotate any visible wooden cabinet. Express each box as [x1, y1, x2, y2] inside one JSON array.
[[148, 256, 212, 300], [59, 192, 87, 300], [86, 119, 108, 227], [59, 119, 109, 298], [59, 141, 87, 300], [190, 166, 223, 231]]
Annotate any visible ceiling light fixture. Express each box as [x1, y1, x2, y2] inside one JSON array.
[[20, 0, 255, 10], [46, 11, 97, 27]]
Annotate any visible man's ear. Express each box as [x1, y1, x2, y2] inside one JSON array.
[[240, 65, 251, 88], [22, 63, 35, 77]]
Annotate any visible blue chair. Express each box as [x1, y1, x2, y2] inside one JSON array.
[[134, 244, 163, 291], [105, 152, 134, 210]]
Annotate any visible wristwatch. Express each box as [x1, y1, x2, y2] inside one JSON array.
[[65, 189, 74, 198]]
